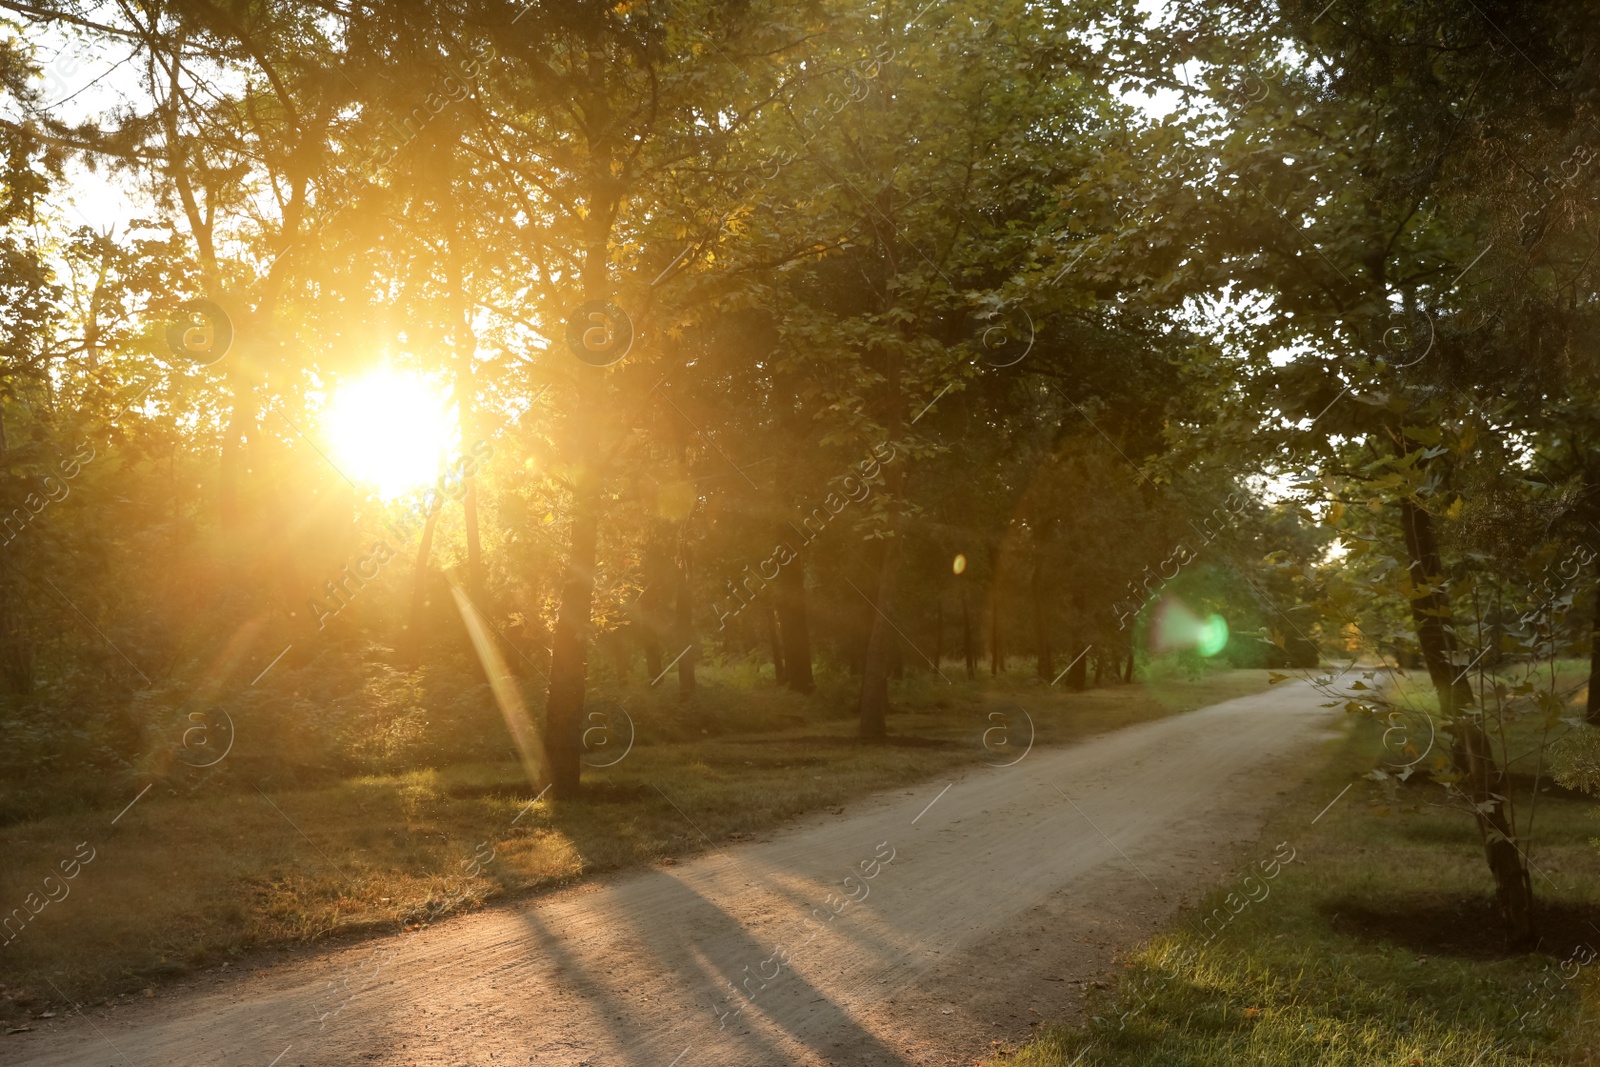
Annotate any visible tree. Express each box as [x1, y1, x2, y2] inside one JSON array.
[[1150, 0, 1600, 947]]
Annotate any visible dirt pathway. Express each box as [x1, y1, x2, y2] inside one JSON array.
[[2, 680, 1347, 1067]]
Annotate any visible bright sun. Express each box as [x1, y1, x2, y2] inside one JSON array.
[[326, 369, 454, 498]]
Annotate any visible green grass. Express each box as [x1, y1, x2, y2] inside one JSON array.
[[993, 667, 1600, 1067], [0, 660, 1274, 1021]]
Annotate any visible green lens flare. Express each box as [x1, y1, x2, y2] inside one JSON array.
[[1197, 614, 1229, 658]]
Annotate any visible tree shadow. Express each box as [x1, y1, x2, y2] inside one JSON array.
[[501, 871, 916, 1065], [1321, 893, 1600, 959]]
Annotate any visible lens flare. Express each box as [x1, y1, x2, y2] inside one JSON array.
[[1152, 600, 1230, 657], [1196, 614, 1229, 658], [953, 553, 967, 575]]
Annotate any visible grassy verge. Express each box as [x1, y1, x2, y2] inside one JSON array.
[[0, 662, 1273, 1021], [993, 669, 1600, 1067]]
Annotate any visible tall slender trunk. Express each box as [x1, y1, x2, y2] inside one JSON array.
[[659, 405, 699, 702], [0, 569, 33, 695], [405, 505, 441, 667], [1587, 567, 1600, 726], [219, 368, 253, 531], [1031, 518, 1055, 679], [85, 244, 109, 367], [1399, 497, 1533, 947], [446, 166, 483, 601], [1067, 632, 1088, 689], [858, 339, 904, 739], [989, 581, 1001, 677], [1033, 563, 1052, 680], [542, 196, 612, 798], [541, 59, 627, 793], [0, 431, 24, 694], [642, 624, 663, 681], [639, 535, 668, 681], [767, 606, 787, 685], [674, 533, 696, 701], [545, 499, 597, 796], [961, 583, 975, 679], [164, 47, 245, 534], [463, 478, 482, 596], [858, 541, 900, 731], [859, 540, 901, 739], [776, 543, 814, 693]]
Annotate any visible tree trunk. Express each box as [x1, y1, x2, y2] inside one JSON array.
[[541, 121, 620, 796], [404, 504, 442, 668], [1588, 568, 1600, 726], [989, 582, 1001, 677], [639, 536, 668, 681], [462, 451, 483, 592], [962, 584, 976, 679], [858, 546, 900, 732], [0, 573, 32, 695], [1123, 647, 1134, 683], [446, 151, 483, 602], [1033, 562, 1052, 680], [776, 546, 815, 693], [767, 606, 787, 685], [642, 635, 663, 683], [544, 500, 597, 798], [858, 332, 905, 737], [218, 368, 253, 531], [542, 350, 602, 798], [859, 542, 900, 740], [1399, 497, 1534, 948], [674, 533, 696, 701], [1067, 635, 1088, 690]]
